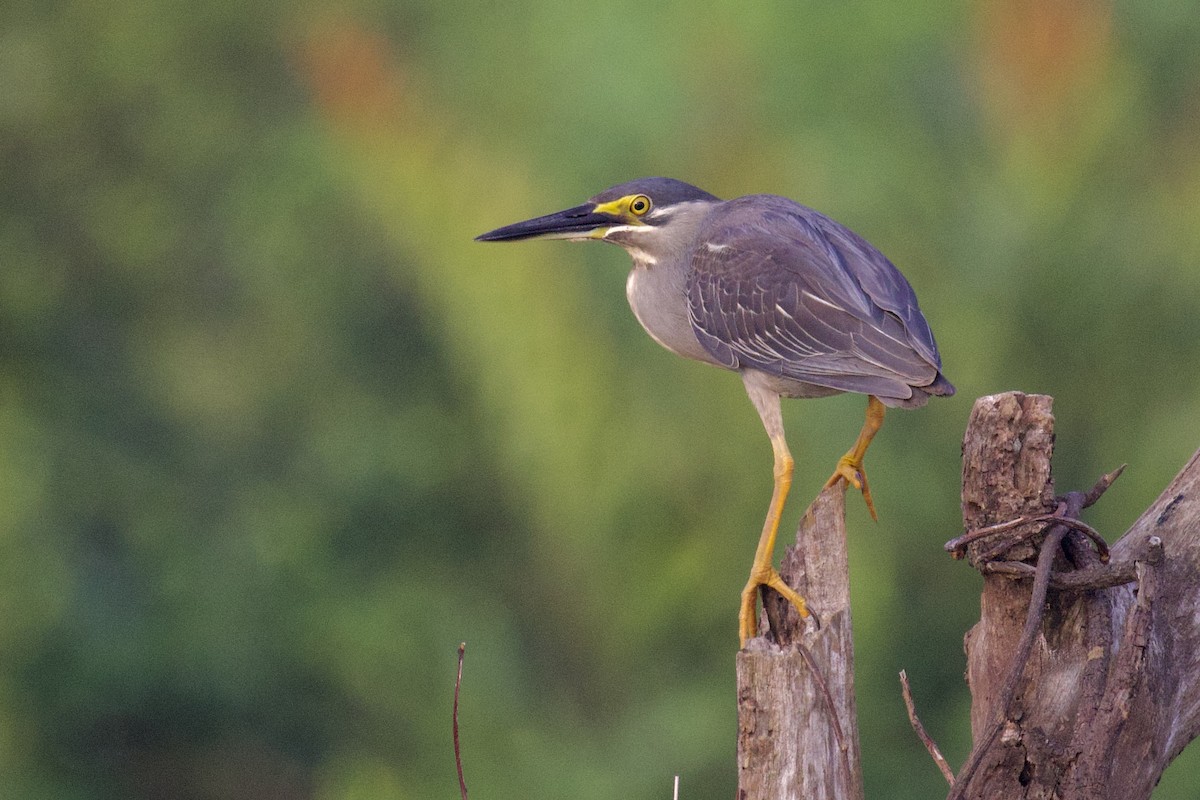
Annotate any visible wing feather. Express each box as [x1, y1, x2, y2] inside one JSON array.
[[687, 195, 945, 401]]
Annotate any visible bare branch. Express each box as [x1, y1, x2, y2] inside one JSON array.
[[946, 508, 1111, 563], [454, 642, 468, 800], [899, 670, 955, 787], [952, 392, 1200, 799]]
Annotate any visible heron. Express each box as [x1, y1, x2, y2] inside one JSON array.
[[477, 177, 954, 645]]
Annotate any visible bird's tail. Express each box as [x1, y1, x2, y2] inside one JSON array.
[[925, 372, 956, 398]]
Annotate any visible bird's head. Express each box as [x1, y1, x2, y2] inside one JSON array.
[[476, 177, 721, 264]]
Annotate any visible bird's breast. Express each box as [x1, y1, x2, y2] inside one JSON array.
[[625, 263, 720, 366]]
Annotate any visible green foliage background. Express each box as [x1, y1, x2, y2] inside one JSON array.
[[2, 1, 1199, 797]]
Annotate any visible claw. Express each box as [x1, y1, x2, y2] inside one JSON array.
[[822, 396, 884, 521], [740, 567, 811, 647], [825, 455, 862, 490], [825, 456, 877, 521]]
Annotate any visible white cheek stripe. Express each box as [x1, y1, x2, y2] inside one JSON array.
[[602, 224, 652, 237], [602, 226, 659, 264]]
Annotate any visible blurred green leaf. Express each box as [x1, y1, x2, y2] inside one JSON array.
[[2, 1, 1199, 798]]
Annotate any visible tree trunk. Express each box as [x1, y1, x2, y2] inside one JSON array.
[[952, 391, 1200, 799], [732, 391, 1200, 799], [735, 485, 864, 800]]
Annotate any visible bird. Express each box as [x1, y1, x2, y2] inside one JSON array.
[[476, 177, 954, 646]]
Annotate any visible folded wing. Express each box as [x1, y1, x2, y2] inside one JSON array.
[[687, 195, 948, 403]]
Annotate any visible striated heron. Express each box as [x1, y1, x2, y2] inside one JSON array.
[[477, 177, 954, 646]]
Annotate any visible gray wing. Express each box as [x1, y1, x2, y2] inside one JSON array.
[[687, 195, 944, 400]]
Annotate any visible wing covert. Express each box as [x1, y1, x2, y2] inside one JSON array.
[[687, 195, 943, 398]]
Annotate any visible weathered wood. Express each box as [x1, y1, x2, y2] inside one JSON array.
[[732, 391, 1200, 798], [952, 392, 1200, 800], [736, 485, 864, 800], [956, 392, 1063, 795]]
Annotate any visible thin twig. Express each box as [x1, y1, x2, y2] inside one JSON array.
[[794, 639, 854, 788], [454, 642, 468, 800], [945, 513, 1044, 552], [981, 530, 1163, 590], [1082, 464, 1127, 508], [946, 466, 1124, 562], [947, 512, 1110, 563], [1042, 516, 1109, 561], [980, 559, 1137, 590], [899, 670, 955, 786], [948, 492, 1083, 799], [976, 515, 1110, 564]]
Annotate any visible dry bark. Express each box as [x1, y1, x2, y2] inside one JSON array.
[[952, 391, 1200, 799], [733, 391, 1200, 799], [735, 485, 864, 800]]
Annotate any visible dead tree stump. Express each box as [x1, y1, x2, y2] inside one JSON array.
[[732, 390, 1200, 799], [735, 485, 864, 800], [951, 391, 1200, 799]]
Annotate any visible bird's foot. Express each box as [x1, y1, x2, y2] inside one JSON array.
[[825, 455, 878, 521], [739, 567, 811, 647]]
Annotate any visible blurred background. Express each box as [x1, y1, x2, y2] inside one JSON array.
[[2, 0, 1199, 797]]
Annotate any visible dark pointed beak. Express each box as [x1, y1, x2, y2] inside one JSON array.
[[475, 203, 614, 242]]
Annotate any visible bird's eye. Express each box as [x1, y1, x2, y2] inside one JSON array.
[[629, 195, 651, 216]]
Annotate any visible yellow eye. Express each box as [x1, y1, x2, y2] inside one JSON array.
[[629, 195, 651, 216]]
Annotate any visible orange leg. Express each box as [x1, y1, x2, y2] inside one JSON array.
[[738, 431, 812, 646], [739, 377, 815, 647], [824, 395, 886, 521]]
